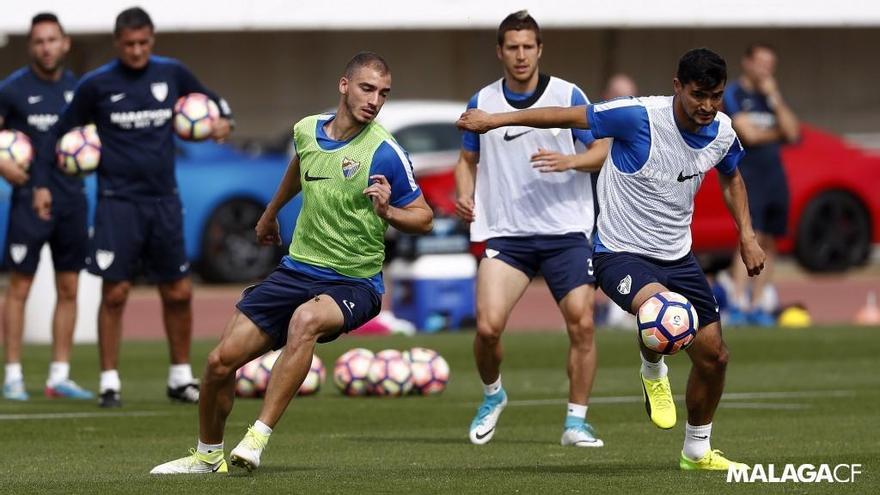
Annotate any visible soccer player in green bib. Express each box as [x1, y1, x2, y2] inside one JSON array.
[[151, 52, 433, 474]]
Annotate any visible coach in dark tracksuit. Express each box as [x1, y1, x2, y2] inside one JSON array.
[[32, 7, 234, 408], [0, 13, 92, 401]]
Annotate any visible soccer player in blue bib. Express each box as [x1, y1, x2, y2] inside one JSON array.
[[0, 13, 92, 401], [31, 7, 234, 407], [456, 11, 609, 448], [458, 48, 766, 471]]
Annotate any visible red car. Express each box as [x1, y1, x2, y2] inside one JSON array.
[[403, 102, 878, 273], [693, 124, 879, 272]]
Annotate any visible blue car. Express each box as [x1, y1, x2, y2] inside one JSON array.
[[0, 100, 467, 283], [0, 138, 300, 283]]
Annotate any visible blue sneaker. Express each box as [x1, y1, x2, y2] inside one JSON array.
[[726, 307, 749, 326], [748, 309, 776, 327], [468, 389, 508, 445], [3, 379, 29, 401], [45, 379, 95, 399], [561, 422, 604, 448]]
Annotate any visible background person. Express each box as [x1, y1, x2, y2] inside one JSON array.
[[0, 13, 92, 401], [723, 43, 800, 326]]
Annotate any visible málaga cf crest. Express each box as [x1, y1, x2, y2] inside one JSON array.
[[341, 157, 360, 179]]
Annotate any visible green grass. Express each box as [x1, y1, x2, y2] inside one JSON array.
[[1, 327, 878, 494]]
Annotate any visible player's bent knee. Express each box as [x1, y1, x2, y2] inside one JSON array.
[[205, 349, 235, 381], [696, 343, 729, 374], [161, 287, 192, 308], [289, 307, 324, 342], [102, 286, 130, 311], [475, 318, 504, 344]]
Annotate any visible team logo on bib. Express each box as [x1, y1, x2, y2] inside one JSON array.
[[617, 274, 632, 295], [64, 91, 74, 103], [341, 157, 360, 179], [9, 244, 27, 264], [151, 82, 168, 102], [96, 250, 115, 270]]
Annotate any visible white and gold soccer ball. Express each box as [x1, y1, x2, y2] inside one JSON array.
[[297, 354, 325, 396], [403, 347, 450, 395], [367, 349, 413, 397], [0, 129, 33, 169], [173, 93, 220, 141], [333, 348, 374, 397], [56, 125, 101, 176], [637, 291, 698, 355]]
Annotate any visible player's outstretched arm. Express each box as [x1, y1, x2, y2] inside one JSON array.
[[457, 105, 589, 134], [719, 169, 765, 276], [530, 139, 609, 173], [364, 175, 433, 234], [256, 155, 302, 246]]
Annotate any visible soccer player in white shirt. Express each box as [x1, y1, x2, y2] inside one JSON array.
[[458, 48, 765, 471], [456, 10, 609, 448]]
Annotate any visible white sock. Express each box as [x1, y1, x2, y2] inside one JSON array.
[[567, 402, 588, 420], [168, 364, 194, 388], [100, 369, 121, 392], [197, 440, 224, 455], [47, 362, 70, 387], [482, 376, 502, 396], [252, 420, 273, 437], [683, 422, 713, 460], [639, 352, 668, 380], [5, 363, 23, 384]]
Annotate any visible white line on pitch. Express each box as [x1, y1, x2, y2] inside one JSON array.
[[505, 390, 856, 407], [0, 411, 171, 421]]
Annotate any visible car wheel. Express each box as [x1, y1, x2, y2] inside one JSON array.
[[200, 199, 283, 283], [794, 191, 871, 272]]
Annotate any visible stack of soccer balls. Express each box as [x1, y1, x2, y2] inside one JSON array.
[[333, 347, 450, 397], [235, 350, 325, 398]]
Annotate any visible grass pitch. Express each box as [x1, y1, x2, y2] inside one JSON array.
[[1, 326, 878, 494]]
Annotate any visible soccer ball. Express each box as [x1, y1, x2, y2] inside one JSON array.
[[0, 129, 33, 169], [298, 354, 325, 396], [57, 125, 101, 175], [367, 349, 413, 397], [403, 347, 450, 395], [173, 93, 220, 141], [333, 348, 374, 396], [637, 291, 699, 355], [235, 357, 268, 398]]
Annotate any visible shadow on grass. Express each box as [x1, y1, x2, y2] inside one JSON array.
[[480, 461, 670, 476], [345, 435, 546, 445]]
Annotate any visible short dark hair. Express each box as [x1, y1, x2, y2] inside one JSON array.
[[30, 12, 64, 38], [114, 7, 154, 37], [676, 48, 727, 89], [344, 51, 391, 79], [744, 42, 776, 58], [497, 10, 541, 46]]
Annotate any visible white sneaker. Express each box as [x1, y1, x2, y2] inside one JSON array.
[[150, 448, 227, 474], [468, 389, 508, 445], [560, 423, 604, 448], [230, 425, 270, 472]]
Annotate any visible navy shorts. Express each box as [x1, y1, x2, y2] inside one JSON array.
[[594, 250, 720, 328], [484, 233, 595, 302], [86, 196, 189, 282], [739, 159, 789, 236], [5, 194, 88, 274], [236, 263, 382, 350]]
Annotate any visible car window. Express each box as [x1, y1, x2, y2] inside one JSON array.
[[393, 123, 460, 154]]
